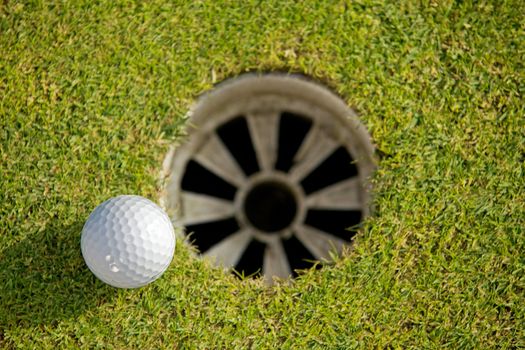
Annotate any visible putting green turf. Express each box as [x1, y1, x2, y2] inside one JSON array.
[[1, 1, 524, 348]]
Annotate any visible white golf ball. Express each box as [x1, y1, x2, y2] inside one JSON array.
[[81, 195, 175, 288]]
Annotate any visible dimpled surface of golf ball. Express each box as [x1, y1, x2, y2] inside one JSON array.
[[81, 195, 175, 288]]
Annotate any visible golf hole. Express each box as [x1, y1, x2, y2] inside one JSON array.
[[162, 74, 375, 283]]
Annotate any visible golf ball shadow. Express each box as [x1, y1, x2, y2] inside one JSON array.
[[0, 221, 118, 327]]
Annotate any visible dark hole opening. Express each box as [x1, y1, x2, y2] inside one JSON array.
[[244, 181, 297, 233], [282, 234, 318, 277], [185, 217, 240, 254], [181, 160, 237, 201], [275, 112, 312, 172], [234, 239, 266, 278], [216, 116, 260, 176], [304, 209, 362, 242], [300, 146, 358, 195]]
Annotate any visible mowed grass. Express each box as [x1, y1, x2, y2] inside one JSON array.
[[1, 0, 524, 348]]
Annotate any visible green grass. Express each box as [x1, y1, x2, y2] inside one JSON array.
[[1, 0, 524, 348]]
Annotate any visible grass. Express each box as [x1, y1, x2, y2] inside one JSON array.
[[1, 0, 524, 348]]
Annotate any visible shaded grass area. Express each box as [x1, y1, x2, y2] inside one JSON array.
[[1, 0, 524, 348]]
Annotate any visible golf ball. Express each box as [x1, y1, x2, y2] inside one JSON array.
[[81, 195, 175, 288]]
